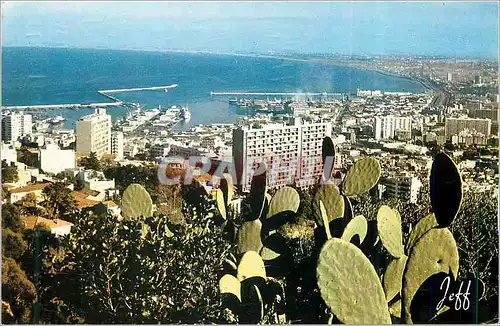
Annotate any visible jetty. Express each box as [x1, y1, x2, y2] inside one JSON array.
[[2, 102, 123, 111], [210, 91, 345, 96], [99, 84, 178, 93]]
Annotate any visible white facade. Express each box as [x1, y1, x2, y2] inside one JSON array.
[[379, 175, 422, 204], [76, 109, 111, 157], [111, 131, 124, 159], [233, 118, 332, 191], [40, 144, 75, 174], [374, 116, 412, 140], [1, 112, 32, 141]]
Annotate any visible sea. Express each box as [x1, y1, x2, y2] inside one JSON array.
[[2, 47, 426, 130]]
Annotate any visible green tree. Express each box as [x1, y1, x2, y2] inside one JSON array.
[[56, 206, 232, 323], [1, 204, 24, 233], [2, 160, 19, 183], [1, 258, 37, 323], [79, 152, 101, 171], [20, 193, 39, 215], [104, 164, 158, 194], [42, 182, 76, 220], [2, 228, 27, 260]]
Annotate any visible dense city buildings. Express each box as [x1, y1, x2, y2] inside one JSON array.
[[76, 108, 112, 157], [444, 117, 491, 141], [373, 116, 412, 140], [1, 111, 32, 142]]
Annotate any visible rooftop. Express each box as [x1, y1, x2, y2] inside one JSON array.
[[23, 215, 73, 230], [9, 183, 51, 194]]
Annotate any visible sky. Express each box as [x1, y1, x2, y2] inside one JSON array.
[[1, 1, 498, 58]]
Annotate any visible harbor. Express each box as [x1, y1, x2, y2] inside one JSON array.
[[2, 101, 123, 111]]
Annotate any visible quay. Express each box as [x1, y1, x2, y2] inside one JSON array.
[[210, 91, 345, 96], [2, 102, 123, 111], [99, 84, 178, 93]]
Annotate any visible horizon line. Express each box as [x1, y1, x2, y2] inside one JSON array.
[[3, 45, 498, 61]]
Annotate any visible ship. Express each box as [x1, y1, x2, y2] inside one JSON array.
[[181, 106, 191, 121], [48, 115, 65, 125]]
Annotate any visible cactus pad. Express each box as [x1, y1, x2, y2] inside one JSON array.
[[221, 173, 234, 205], [322, 136, 336, 181], [429, 152, 462, 227], [219, 274, 241, 301], [237, 251, 266, 281], [216, 188, 227, 220], [319, 200, 332, 240], [240, 284, 264, 324], [249, 164, 267, 220], [313, 184, 345, 226], [405, 214, 438, 254], [389, 299, 401, 318], [383, 255, 408, 302], [237, 220, 263, 254], [402, 228, 459, 323], [317, 238, 392, 324], [121, 183, 153, 220], [342, 157, 381, 196], [260, 245, 281, 261], [377, 205, 404, 258], [341, 215, 368, 244], [267, 186, 300, 218]]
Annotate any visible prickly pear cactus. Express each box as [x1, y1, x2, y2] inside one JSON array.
[[383, 255, 408, 302], [341, 215, 368, 244], [237, 220, 264, 255], [240, 284, 264, 324], [220, 173, 234, 205], [405, 214, 438, 254], [402, 228, 459, 323], [313, 184, 345, 226], [342, 157, 381, 196], [319, 200, 332, 240], [322, 136, 336, 181], [260, 245, 281, 261], [216, 188, 227, 220], [121, 183, 153, 220], [377, 205, 404, 258], [266, 186, 300, 218], [317, 238, 392, 324], [220, 274, 241, 301], [429, 152, 462, 227], [248, 164, 267, 221], [237, 251, 266, 281]]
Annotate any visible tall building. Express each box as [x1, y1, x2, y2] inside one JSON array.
[[374, 116, 412, 140], [445, 117, 491, 140], [76, 109, 111, 157], [233, 118, 332, 191], [1, 112, 32, 142], [111, 131, 124, 159]]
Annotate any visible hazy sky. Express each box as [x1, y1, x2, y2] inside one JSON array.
[[2, 1, 498, 58]]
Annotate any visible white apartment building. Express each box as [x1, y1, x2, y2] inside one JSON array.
[[40, 143, 76, 174], [111, 131, 124, 159], [378, 174, 422, 204], [76, 109, 111, 157], [1, 112, 32, 142], [374, 116, 412, 140], [233, 118, 332, 191]]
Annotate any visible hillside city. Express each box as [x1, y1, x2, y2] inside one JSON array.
[[2, 56, 498, 225]]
